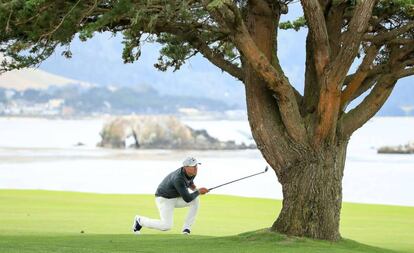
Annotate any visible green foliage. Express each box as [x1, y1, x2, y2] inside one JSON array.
[[155, 33, 194, 71], [0, 0, 412, 75], [0, 0, 219, 72], [369, 0, 414, 65], [374, 0, 414, 22], [216, 41, 238, 59], [0, 0, 89, 71], [122, 30, 143, 64], [279, 16, 307, 31], [207, 0, 227, 11]]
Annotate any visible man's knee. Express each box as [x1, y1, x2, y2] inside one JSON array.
[[160, 221, 173, 231]]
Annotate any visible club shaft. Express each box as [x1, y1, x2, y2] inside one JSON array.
[[208, 171, 265, 191]]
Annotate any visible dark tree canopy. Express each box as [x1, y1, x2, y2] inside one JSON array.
[[1, 0, 413, 241]]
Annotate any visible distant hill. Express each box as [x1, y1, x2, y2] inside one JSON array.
[[0, 68, 93, 91], [0, 54, 235, 116], [0, 55, 92, 91], [0, 81, 235, 116]]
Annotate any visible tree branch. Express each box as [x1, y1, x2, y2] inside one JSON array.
[[166, 26, 244, 81], [363, 21, 414, 45], [397, 67, 414, 79], [191, 38, 244, 81], [300, 0, 330, 76], [340, 38, 414, 136], [394, 43, 414, 62], [302, 33, 320, 116], [5, 9, 13, 34], [388, 38, 414, 45], [348, 75, 378, 102], [402, 58, 414, 67], [204, 0, 307, 143], [343, 70, 383, 103], [343, 41, 414, 105], [313, 74, 342, 146], [341, 75, 397, 136], [340, 44, 379, 111], [39, 0, 83, 41], [312, 0, 376, 146], [326, 3, 346, 59], [329, 0, 377, 85]]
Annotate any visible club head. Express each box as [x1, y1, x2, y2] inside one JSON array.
[[264, 166, 269, 172]]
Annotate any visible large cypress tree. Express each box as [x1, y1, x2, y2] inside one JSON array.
[[1, 0, 413, 241]]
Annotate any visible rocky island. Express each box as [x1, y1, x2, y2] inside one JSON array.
[[98, 116, 255, 150], [377, 141, 414, 154]]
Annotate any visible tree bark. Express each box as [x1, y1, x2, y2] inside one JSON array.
[[271, 140, 348, 241], [242, 1, 348, 241], [243, 1, 291, 172]]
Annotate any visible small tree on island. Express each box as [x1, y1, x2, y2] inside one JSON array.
[[0, 0, 413, 241]]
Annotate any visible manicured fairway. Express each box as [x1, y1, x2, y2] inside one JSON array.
[[0, 190, 413, 252]]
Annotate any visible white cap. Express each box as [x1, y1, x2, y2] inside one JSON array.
[[182, 157, 201, 167]]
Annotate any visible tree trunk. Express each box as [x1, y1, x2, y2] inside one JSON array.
[[271, 140, 348, 241], [244, 1, 349, 241], [243, 0, 296, 172]]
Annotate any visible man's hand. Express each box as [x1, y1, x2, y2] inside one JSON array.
[[198, 187, 209, 195]]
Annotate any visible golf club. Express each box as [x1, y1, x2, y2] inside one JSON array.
[[208, 166, 269, 191]]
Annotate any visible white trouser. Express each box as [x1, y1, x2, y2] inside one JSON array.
[[139, 196, 199, 231]]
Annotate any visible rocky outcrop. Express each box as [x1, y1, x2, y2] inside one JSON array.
[[97, 116, 256, 150], [377, 141, 414, 154]]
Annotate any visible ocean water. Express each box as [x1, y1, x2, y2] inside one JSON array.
[[0, 117, 413, 206]]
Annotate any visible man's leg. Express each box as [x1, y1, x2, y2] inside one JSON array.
[[138, 197, 175, 231], [175, 197, 199, 232]]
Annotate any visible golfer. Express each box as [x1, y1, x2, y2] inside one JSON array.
[[132, 157, 209, 235]]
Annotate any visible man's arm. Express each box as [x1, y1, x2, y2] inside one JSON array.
[[190, 183, 208, 194], [174, 178, 200, 203]]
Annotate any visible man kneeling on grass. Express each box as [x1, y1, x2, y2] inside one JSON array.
[[132, 157, 209, 235]]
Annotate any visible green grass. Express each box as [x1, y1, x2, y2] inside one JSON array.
[[0, 190, 413, 253]]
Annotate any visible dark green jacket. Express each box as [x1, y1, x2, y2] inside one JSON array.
[[155, 167, 199, 203]]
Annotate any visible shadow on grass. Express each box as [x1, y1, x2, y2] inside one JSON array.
[[0, 229, 398, 253]]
